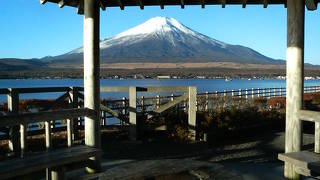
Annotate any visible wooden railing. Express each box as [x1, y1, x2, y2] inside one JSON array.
[[0, 85, 319, 155]]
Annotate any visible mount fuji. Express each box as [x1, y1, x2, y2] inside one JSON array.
[[45, 16, 282, 65]]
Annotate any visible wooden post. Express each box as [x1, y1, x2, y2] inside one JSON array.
[[188, 86, 197, 141], [45, 121, 51, 150], [7, 89, 20, 154], [245, 89, 248, 99], [84, 0, 101, 173], [122, 97, 126, 125], [205, 91, 209, 111], [156, 95, 160, 109], [67, 87, 79, 147], [141, 96, 145, 112], [51, 167, 66, 180], [315, 123, 320, 153], [285, 0, 304, 178], [251, 88, 254, 98], [129, 86, 137, 140]]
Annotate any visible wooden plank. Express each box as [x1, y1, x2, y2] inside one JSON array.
[[14, 87, 70, 94], [41, 92, 69, 111], [0, 145, 101, 179], [0, 108, 94, 127], [153, 93, 188, 113], [100, 86, 129, 92], [146, 86, 188, 92], [278, 151, 320, 176], [298, 110, 320, 123]]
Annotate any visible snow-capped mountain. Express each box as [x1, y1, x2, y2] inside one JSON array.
[[47, 17, 282, 65]]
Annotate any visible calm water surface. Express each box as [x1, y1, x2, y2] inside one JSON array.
[[1, 78, 320, 103]]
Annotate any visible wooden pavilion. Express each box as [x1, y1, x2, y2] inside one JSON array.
[[5, 0, 320, 179]]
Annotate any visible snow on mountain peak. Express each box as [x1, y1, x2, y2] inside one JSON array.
[[115, 17, 196, 38]]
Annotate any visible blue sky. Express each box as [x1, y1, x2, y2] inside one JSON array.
[[0, 0, 319, 64]]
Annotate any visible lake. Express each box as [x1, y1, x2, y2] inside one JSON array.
[[1, 78, 320, 103]]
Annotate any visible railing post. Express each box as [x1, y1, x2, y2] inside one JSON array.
[[268, 88, 271, 99], [279, 87, 282, 97], [156, 95, 160, 109], [7, 88, 21, 155], [188, 86, 197, 141], [231, 90, 234, 97], [238, 89, 242, 99], [205, 91, 209, 111], [67, 87, 79, 147], [315, 123, 320, 153], [273, 88, 276, 97], [263, 89, 266, 98], [129, 87, 137, 140], [141, 96, 145, 112], [251, 88, 254, 98], [257, 88, 260, 98], [45, 121, 51, 150], [122, 97, 126, 125], [245, 89, 248, 99]]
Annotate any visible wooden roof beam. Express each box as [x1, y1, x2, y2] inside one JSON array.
[[242, 0, 247, 8], [118, 0, 124, 10], [100, 0, 106, 11], [160, 0, 164, 9], [58, 0, 66, 8], [306, 0, 318, 10], [181, 0, 185, 9], [138, 0, 144, 10], [201, 0, 205, 8], [221, 0, 226, 8], [40, 0, 47, 4], [77, 0, 84, 15], [263, 0, 268, 8]]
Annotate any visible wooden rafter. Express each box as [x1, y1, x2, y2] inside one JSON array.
[[242, 0, 247, 8], [118, 0, 124, 10], [100, 0, 106, 11], [159, 0, 164, 9], [40, 0, 47, 4], [77, 0, 84, 14], [138, 0, 144, 10], [221, 0, 226, 8], [181, 0, 185, 9], [306, 0, 318, 10], [201, 0, 205, 8], [263, 0, 268, 8], [58, 0, 66, 8]]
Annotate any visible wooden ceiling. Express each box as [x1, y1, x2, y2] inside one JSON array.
[[40, 0, 318, 14]]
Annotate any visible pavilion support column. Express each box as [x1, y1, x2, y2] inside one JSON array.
[[188, 86, 197, 141], [285, 0, 304, 179], [129, 86, 137, 140], [83, 0, 101, 173]]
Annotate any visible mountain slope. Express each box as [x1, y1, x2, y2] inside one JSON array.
[[46, 17, 283, 65]]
